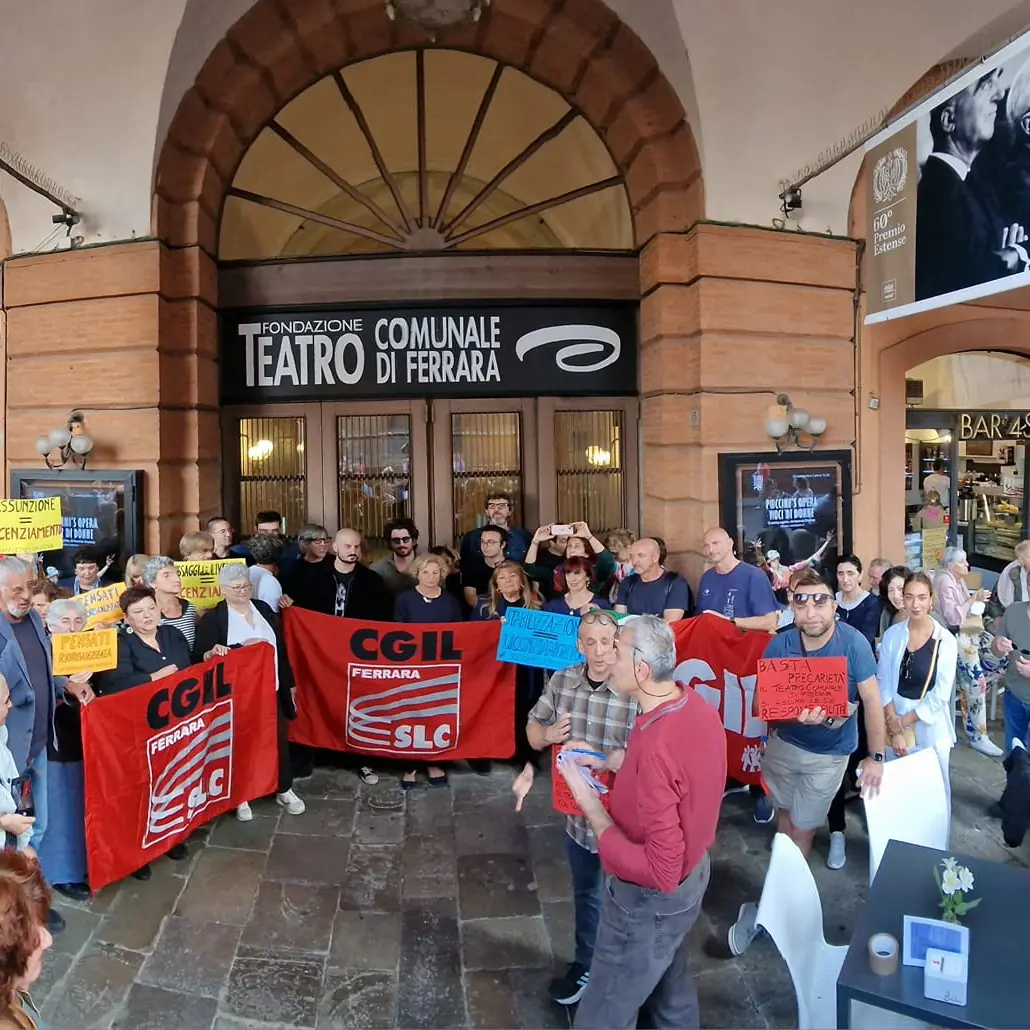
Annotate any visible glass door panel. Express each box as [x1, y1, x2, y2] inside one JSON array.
[[321, 401, 430, 557], [237, 416, 308, 534], [554, 409, 624, 533], [451, 411, 523, 539]]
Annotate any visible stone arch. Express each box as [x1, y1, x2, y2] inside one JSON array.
[[153, 0, 703, 255]]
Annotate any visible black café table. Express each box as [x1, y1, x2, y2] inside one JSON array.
[[836, 840, 1029, 1029]]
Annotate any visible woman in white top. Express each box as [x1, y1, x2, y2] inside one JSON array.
[[877, 570, 958, 819], [192, 563, 305, 823]]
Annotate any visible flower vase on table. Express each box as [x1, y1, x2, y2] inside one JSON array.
[[933, 856, 981, 925]]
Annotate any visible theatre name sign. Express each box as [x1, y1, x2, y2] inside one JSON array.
[[220, 303, 638, 402]]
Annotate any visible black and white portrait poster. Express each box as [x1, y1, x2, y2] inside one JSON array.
[[865, 28, 1030, 322]]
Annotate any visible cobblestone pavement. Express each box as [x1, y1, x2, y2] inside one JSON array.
[[35, 726, 1022, 1029]]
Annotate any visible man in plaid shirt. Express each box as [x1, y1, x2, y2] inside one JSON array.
[[520, 610, 637, 1007]]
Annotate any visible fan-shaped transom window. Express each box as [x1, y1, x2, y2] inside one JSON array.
[[219, 48, 633, 260]]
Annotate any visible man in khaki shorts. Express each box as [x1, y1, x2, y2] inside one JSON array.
[[726, 569, 887, 956]]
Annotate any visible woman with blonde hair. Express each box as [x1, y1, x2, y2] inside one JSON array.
[[472, 561, 543, 780], [123, 554, 151, 590], [395, 553, 464, 788], [178, 531, 214, 562], [0, 850, 53, 1029]]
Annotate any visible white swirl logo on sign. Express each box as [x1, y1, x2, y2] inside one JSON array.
[[515, 325, 622, 373]]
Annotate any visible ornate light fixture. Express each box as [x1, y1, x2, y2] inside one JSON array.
[[35, 410, 94, 470], [765, 394, 827, 452], [385, 0, 490, 29]]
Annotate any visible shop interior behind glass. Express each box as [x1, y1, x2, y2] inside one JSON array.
[[905, 352, 1030, 582]]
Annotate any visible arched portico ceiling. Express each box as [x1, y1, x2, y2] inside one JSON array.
[[220, 49, 633, 258]]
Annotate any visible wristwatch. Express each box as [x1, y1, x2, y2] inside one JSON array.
[[872, 752, 886, 763]]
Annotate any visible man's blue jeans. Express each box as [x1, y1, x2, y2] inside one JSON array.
[[1004, 691, 1030, 753], [564, 832, 602, 968], [26, 750, 48, 854]]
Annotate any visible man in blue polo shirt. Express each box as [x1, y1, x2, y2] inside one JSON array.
[[725, 569, 887, 956]]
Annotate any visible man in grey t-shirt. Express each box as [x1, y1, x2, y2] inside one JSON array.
[[992, 601, 1030, 753]]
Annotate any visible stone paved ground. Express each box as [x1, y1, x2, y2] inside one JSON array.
[[34, 724, 1024, 1030]]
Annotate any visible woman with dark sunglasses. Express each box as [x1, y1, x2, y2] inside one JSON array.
[[877, 571, 958, 820]]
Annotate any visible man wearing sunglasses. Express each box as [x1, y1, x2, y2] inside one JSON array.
[[726, 569, 887, 957], [371, 518, 420, 598]]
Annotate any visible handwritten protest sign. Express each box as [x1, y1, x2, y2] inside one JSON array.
[[756, 656, 849, 721], [80, 582, 126, 628], [497, 608, 581, 671], [175, 559, 246, 610], [0, 498, 63, 552], [52, 628, 118, 676], [551, 746, 614, 816]]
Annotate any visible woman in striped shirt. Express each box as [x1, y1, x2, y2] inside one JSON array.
[[141, 556, 197, 650]]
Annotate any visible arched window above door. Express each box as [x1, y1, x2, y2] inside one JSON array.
[[219, 48, 634, 260]]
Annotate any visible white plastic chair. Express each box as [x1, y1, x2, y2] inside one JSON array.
[[756, 834, 923, 1030], [864, 747, 949, 883]]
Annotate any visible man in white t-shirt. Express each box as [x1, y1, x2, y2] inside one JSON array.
[[923, 459, 950, 505]]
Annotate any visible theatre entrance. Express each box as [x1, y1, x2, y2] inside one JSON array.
[[223, 396, 638, 554]]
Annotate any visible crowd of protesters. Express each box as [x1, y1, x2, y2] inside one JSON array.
[[0, 487, 1022, 1030]]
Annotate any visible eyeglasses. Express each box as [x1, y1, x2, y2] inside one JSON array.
[[792, 593, 833, 608], [391, 536, 413, 544], [225, 582, 251, 591], [580, 610, 618, 628], [304, 536, 330, 544], [486, 503, 509, 511]]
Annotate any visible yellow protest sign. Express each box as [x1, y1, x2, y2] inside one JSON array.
[[176, 559, 246, 610], [80, 582, 126, 628], [52, 628, 118, 676], [0, 498, 63, 552], [921, 527, 947, 571]]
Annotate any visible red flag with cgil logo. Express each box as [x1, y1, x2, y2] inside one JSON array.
[[672, 613, 771, 786], [81, 645, 279, 890], [284, 609, 516, 760]]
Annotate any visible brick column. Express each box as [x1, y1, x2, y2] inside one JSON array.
[[639, 224, 859, 587], [3, 240, 220, 554]]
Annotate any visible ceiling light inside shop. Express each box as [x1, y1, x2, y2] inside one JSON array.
[[586, 446, 612, 467], [248, 439, 274, 461]]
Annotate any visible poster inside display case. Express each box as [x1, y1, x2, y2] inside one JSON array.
[[718, 451, 852, 576], [8, 470, 144, 579]]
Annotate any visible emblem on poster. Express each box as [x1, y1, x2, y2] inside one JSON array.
[[872, 146, 909, 204]]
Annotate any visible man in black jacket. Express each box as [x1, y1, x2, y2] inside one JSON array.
[[282, 528, 391, 622]]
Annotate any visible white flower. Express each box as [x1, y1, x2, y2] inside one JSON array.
[[958, 867, 974, 893], [941, 868, 961, 896], [942, 856, 958, 874]]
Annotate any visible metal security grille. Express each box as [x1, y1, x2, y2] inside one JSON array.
[[237, 417, 307, 534], [451, 412, 522, 538], [554, 410, 624, 533], [337, 414, 412, 552]]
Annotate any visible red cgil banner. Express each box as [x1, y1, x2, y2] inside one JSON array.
[[81, 645, 279, 890], [285, 608, 516, 760], [672, 613, 770, 786], [284, 608, 770, 783]]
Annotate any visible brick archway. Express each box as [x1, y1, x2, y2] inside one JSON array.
[[154, 0, 703, 255]]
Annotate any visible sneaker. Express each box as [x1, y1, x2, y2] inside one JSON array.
[[358, 766, 379, 785], [970, 735, 1004, 758], [276, 789, 306, 815], [548, 962, 590, 1006], [827, 830, 847, 870], [753, 793, 775, 824], [167, 843, 188, 861], [727, 902, 760, 956], [235, 802, 253, 822]]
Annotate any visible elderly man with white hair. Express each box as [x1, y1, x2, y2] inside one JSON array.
[[556, 614, 725, 1029], [0, 556, 67, 932], [934, 547, 987, 632], [613, 538, 691, 622], [192, 562, 305, 821]]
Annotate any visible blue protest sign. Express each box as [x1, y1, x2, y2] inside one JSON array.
[[496, 607, 582, 671]]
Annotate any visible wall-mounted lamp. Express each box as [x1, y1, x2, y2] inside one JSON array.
[[765, 394, 826, 452], [385, 0, 489, 28], [35, 411, 94, 470]]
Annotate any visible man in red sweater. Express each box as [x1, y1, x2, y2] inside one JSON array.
[[558, 614, 726, 1030]]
